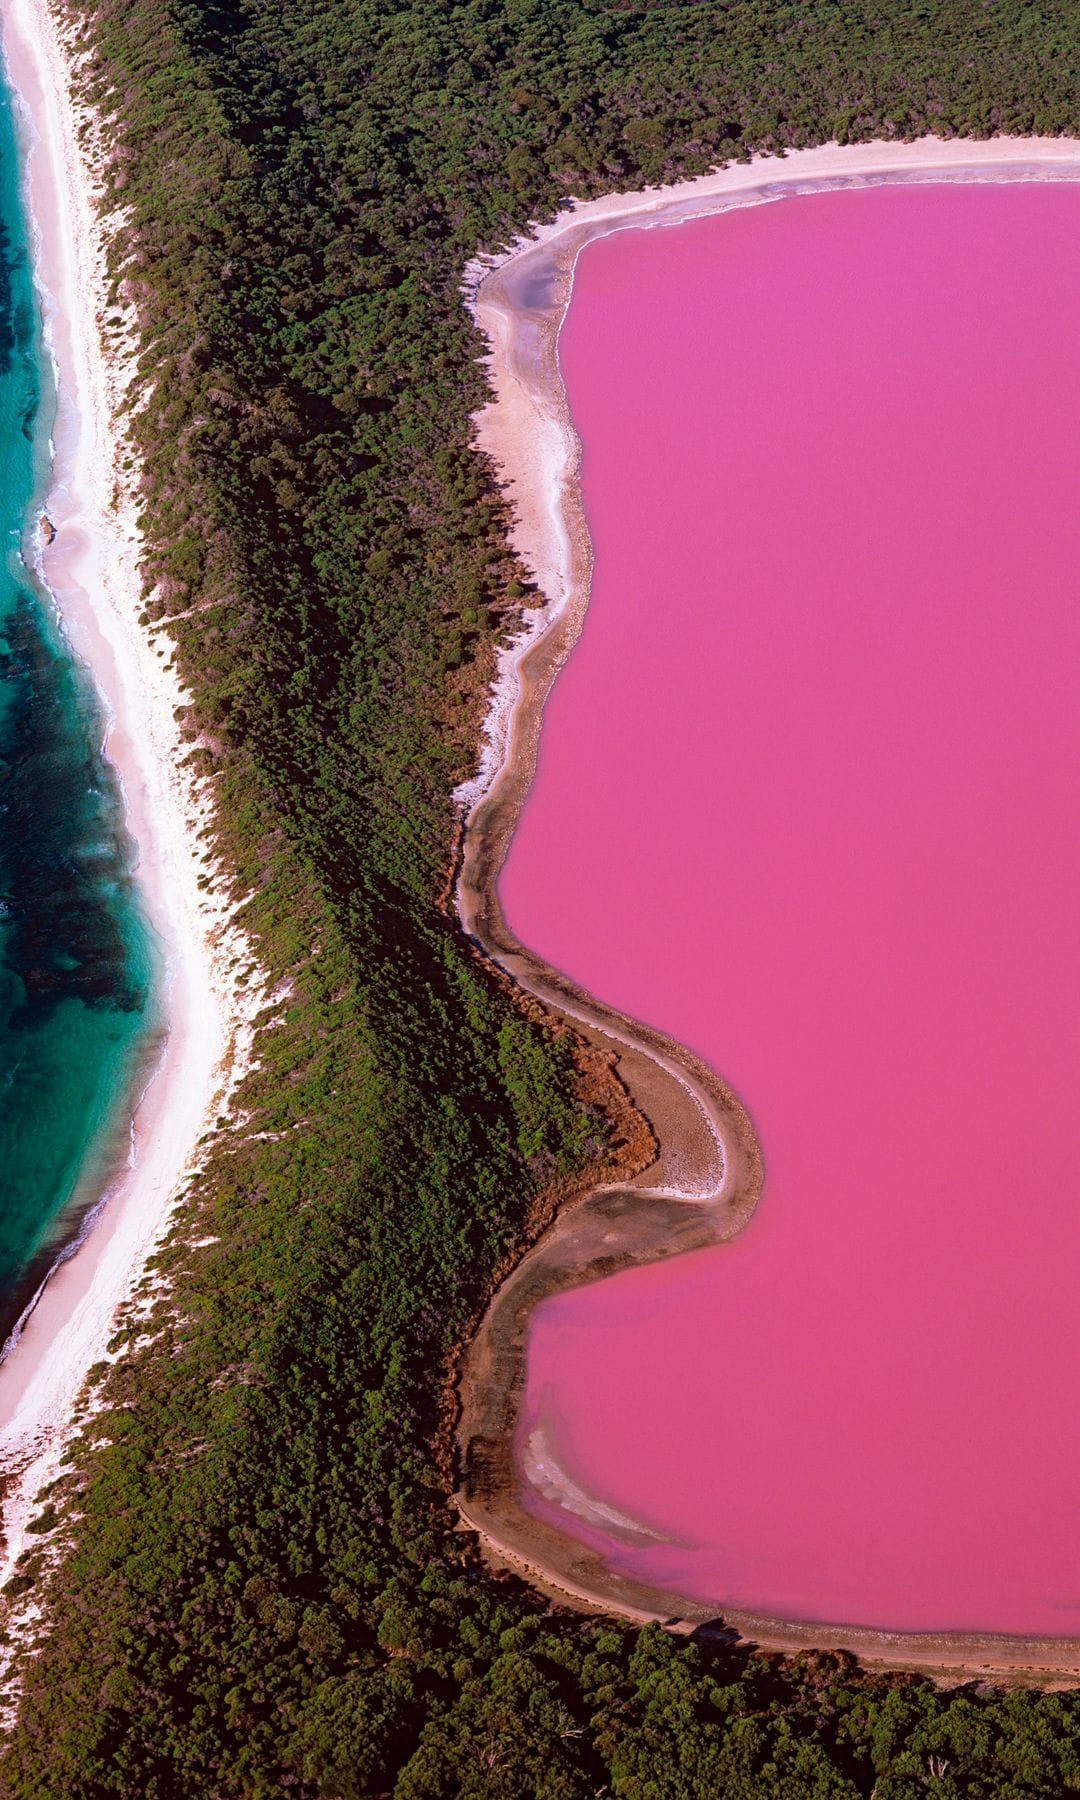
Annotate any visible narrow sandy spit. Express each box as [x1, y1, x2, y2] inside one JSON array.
[[0, 0, 262, 1590], [454, 135, 1080, 1685]]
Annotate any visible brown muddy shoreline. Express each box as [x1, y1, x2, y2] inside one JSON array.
[[452, 139, 1080, 1687]]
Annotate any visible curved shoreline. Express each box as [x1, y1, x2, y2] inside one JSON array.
[[454, 136, 1080, 1685], [0, 0, 261, 1592]]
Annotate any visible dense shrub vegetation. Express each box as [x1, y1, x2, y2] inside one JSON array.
[[3, 0, 1080, 1792]]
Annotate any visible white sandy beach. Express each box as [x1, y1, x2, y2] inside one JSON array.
[[0, 0, 259, 1583]]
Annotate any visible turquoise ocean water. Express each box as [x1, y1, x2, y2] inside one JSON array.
[[0, 77, 159, 1342]]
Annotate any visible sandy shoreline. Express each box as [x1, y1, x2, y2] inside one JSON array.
[[0, 0, 259, 1588], [454, 135, 1080, 1684]]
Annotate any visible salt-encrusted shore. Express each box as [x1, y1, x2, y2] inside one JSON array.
[[453, 136, 1080, 1685], [0, 0, 266, 1594]]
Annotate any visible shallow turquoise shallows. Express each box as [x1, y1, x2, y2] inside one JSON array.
[[0, 77, 159, 1342]]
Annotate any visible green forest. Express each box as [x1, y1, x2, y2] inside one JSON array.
[[3, 0, 1080, 1793]]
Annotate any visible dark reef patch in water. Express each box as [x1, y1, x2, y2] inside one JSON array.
[[0, 588, 146, 1024]]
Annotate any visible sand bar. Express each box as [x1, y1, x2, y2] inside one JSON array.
[[0, 0, 257, 1584], [454, 135, 1080, 1683]]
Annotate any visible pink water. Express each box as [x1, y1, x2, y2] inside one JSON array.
[[500, 185, 1080, 1635]]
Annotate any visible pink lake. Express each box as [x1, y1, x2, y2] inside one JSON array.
[[499, 185, 1080, 1636]]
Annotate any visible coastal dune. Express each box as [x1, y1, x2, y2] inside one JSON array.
[[454, 135, 1080, 1684], [0, 0, 257, 1583]]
